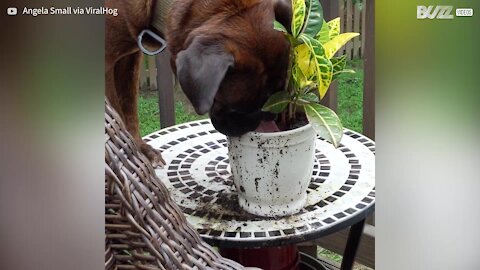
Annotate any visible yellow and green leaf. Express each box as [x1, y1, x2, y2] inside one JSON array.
[[291, 64, 306, 89], [304, 103, 343, 148], [327, 17, 340, 39], [294, 44, 315, 79], [291, 0, 306, 37], [299, 34, 333, 99], [316, 19, 329, 44], [331, 55, 346, 71], [323, 32, 359, 59], [301, 0, 323, 37], [330, 55, 348, 80]]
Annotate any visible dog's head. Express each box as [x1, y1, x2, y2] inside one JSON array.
[[169, 0, 292, 136]]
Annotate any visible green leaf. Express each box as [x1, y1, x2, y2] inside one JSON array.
[[262, 91, 292, 113], [334, 68, 355, 78], [316, 20, 329, 44], [304, 103, 343, 148], [301, 0, 323, 37], [274, 20, 287, 33], [330, 55, 347, 80], [291, 0, 306, 37], [299, 34, 333, 99], [303, 84, 318, 94], [323, 32, 359, 59], [297, 92, 319, 104], [338, 68, 355, 74], [331, 55, 347, 70], [327, 17, 340, 39]]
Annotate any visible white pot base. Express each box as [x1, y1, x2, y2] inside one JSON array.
[[238, 194, 308, 217]]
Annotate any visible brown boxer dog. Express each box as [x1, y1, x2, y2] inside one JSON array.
[[105, 0, 292, 167], [167, 0, 293, 136], [105, 0, 167, 167]]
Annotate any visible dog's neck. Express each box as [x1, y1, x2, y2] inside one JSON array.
[[151, 0, 175, 36]]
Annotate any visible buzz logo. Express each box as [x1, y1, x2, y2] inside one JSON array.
[[417, 6, 454, 19]]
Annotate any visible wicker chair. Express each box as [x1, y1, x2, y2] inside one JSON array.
[[105, 98, 247, 270]]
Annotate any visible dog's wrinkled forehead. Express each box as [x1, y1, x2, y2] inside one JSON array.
[[224, 4, 288, 61]]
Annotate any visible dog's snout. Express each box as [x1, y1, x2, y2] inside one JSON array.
[[210, 106, 260, 136], [209, 103, 278, 137]]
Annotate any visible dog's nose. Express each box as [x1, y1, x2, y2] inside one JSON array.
[[210, 109, 261, 137]]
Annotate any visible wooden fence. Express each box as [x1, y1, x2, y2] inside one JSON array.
[[140, 55, 158, 92], [139, 0, 366, 91], [339, 0, 366, 59]]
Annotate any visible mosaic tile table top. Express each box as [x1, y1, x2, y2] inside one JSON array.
[[145, 120, 375, 248]]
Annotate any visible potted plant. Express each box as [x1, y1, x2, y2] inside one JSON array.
[[228, 0, 359, 217]]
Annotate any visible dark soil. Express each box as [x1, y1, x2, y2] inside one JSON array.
[[277, 114, 308, 131], [194, 191, 277, 222]]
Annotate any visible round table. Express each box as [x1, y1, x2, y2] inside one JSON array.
[[145, 120, 375, 270]]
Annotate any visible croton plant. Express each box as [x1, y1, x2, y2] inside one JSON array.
[[262, 0, 359, 148]]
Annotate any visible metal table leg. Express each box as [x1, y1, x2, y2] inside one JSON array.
[[340, 219, 366, 270]]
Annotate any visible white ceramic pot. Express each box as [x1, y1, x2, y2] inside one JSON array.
[[227, 124, 316, 217]]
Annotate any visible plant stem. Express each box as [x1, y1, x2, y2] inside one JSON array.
[[292, 98, 298, 118], [289, 102, 294, 123], [286, 47, 295, 125]]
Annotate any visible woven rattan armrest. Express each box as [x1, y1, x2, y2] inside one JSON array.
[[105, 98, 249, 270]]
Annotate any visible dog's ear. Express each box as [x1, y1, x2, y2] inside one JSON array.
[[176, 38, 234, 115], [273, 0, 292, 32]]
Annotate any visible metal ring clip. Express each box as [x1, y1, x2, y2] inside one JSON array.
[[137, 29, 167, 56]]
